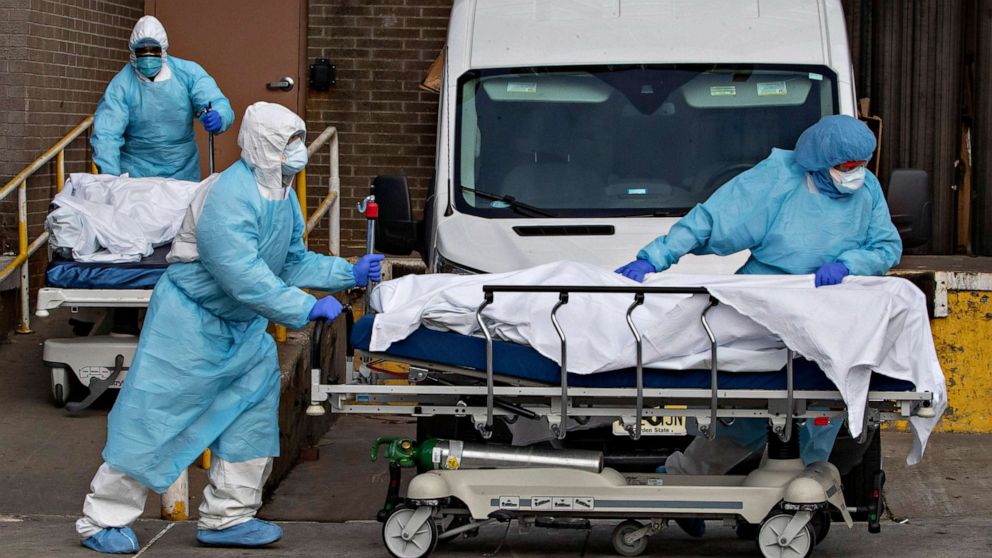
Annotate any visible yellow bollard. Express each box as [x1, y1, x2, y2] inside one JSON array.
[[200, 449, 211, 470], [161, 469, 189, 521]]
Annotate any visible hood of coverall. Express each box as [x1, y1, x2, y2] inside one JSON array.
[[794, 115, 876, 198], [238, 102, 307, 197], [128, 16, 169, 78]]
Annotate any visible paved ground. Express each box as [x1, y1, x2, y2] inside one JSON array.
[[3, 514, 991, 557], [3, 309, 992, 556], [0, 310, 211, 521]]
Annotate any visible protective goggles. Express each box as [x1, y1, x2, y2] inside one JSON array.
[[833, 160, 868, 172], [133, 41, 163, 56]]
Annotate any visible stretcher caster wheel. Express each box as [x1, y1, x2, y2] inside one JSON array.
[[735, 520, 759, 540], [51, 367, 70, 407], [757, 514, 814, 558], [611, 520, 649, 557], [382, 506, 438, 558], [810, 510, 830, 545]]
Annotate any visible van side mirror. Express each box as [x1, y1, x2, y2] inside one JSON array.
[[371, 175, 419, 255], [885, 169, 931, 249]]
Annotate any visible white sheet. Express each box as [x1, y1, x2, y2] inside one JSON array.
[[46, 173, 208, 263], [368, 261, 946, 464]]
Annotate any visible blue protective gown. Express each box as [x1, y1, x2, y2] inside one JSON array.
[[103, 159, 354, 492], [636, 116, 902, 464], [637, 148, 902, 277], [91, 57, 234, 181]]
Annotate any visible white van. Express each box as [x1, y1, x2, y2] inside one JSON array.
[[376, 0, 863, 274]]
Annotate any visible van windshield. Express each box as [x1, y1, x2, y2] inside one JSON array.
[[455, 65, 838, 218]]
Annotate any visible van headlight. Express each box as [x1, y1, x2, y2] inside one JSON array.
[[436, 254, 482, 275]]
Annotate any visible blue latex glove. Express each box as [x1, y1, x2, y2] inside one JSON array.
[[353, 254, 385, 287], [614, 259, 655, 282], [308, 296, 343, 322], [199, 110, 222, 133], [814, 262, 849, 287], [81, 527, 141, 553]]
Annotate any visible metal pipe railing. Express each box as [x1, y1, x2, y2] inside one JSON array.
[[0, 116, 94, 333], [303, 126, 341, 255], [275, 126, 342, 343]]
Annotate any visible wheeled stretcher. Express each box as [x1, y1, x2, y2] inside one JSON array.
[[309, 284, 938, 558], [35, 245, 170, 409]]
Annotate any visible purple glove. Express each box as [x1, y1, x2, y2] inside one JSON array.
[[353, 254, 385, 287], [308, 296, 343, 322], [814, 262, 849, 287], [614, 259, 656, 282], [199, 110, 222, 133]]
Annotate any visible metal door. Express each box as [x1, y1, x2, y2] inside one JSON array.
[[145, 0, 307, 177]]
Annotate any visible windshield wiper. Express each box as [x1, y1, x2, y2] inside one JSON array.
[[622, 209, 688, 217], [459, 186, 558, 217]]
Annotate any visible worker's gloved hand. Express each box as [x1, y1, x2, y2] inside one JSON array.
[[614, 259, 655, 283], [353, 254, 385, 287], [199, 110, 222, 133], [814, 262, 849, 287], [308, 296, 343, 322]]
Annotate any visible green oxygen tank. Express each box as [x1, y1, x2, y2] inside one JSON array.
[[371, 437, 603, 473]]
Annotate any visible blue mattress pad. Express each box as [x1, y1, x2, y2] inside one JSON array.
[[46, 244, 171, 290], [350, 315, 916, 392]]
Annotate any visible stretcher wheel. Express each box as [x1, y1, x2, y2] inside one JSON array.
[[757, 514, 814, 558], [735, 519, 759, 540], [810, 510, 830, 545], [611, 520, 649, 557], [382, 506, 438, 558], [51, 367, 70, 407]]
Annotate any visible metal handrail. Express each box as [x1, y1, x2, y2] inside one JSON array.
[[298, 126, 341, 255], [0, 116, 94, 333], [274, 126, 342, 343]]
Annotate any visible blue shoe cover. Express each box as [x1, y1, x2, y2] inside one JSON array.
[[675, 518, 706, 538], [196, 519, 282, 547], [81, 527, 140, 554]]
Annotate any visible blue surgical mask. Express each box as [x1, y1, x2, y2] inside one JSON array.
[[281, 141, 308, 175], [135, 56, 163, 79], [829, 166, 866, 194]]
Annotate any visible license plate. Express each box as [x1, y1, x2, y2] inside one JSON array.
[[612, 415, 687, 436]]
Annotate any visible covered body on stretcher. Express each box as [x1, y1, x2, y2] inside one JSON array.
[[312, 261, 946, 467], [37, 172, 208, 316], [36, 172, 207, 408]]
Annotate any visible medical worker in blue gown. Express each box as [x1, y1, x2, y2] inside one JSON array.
[[615, 115, 902, 536], [76, 102, 385, 554], [91, 15, 234, 181]]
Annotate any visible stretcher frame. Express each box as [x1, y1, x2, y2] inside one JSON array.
[[35, 287, 152, 317], [310, 285, 937, 442]]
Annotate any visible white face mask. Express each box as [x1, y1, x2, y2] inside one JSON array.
[[829, 166, 866, 193], [281, 140, 308, 175]]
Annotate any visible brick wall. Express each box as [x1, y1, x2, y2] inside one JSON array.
[[0, 0, 143, 337], [306, 0, 451, 257]]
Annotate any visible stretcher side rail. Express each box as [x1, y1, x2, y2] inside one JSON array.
[[476, 285, 722, 440]]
